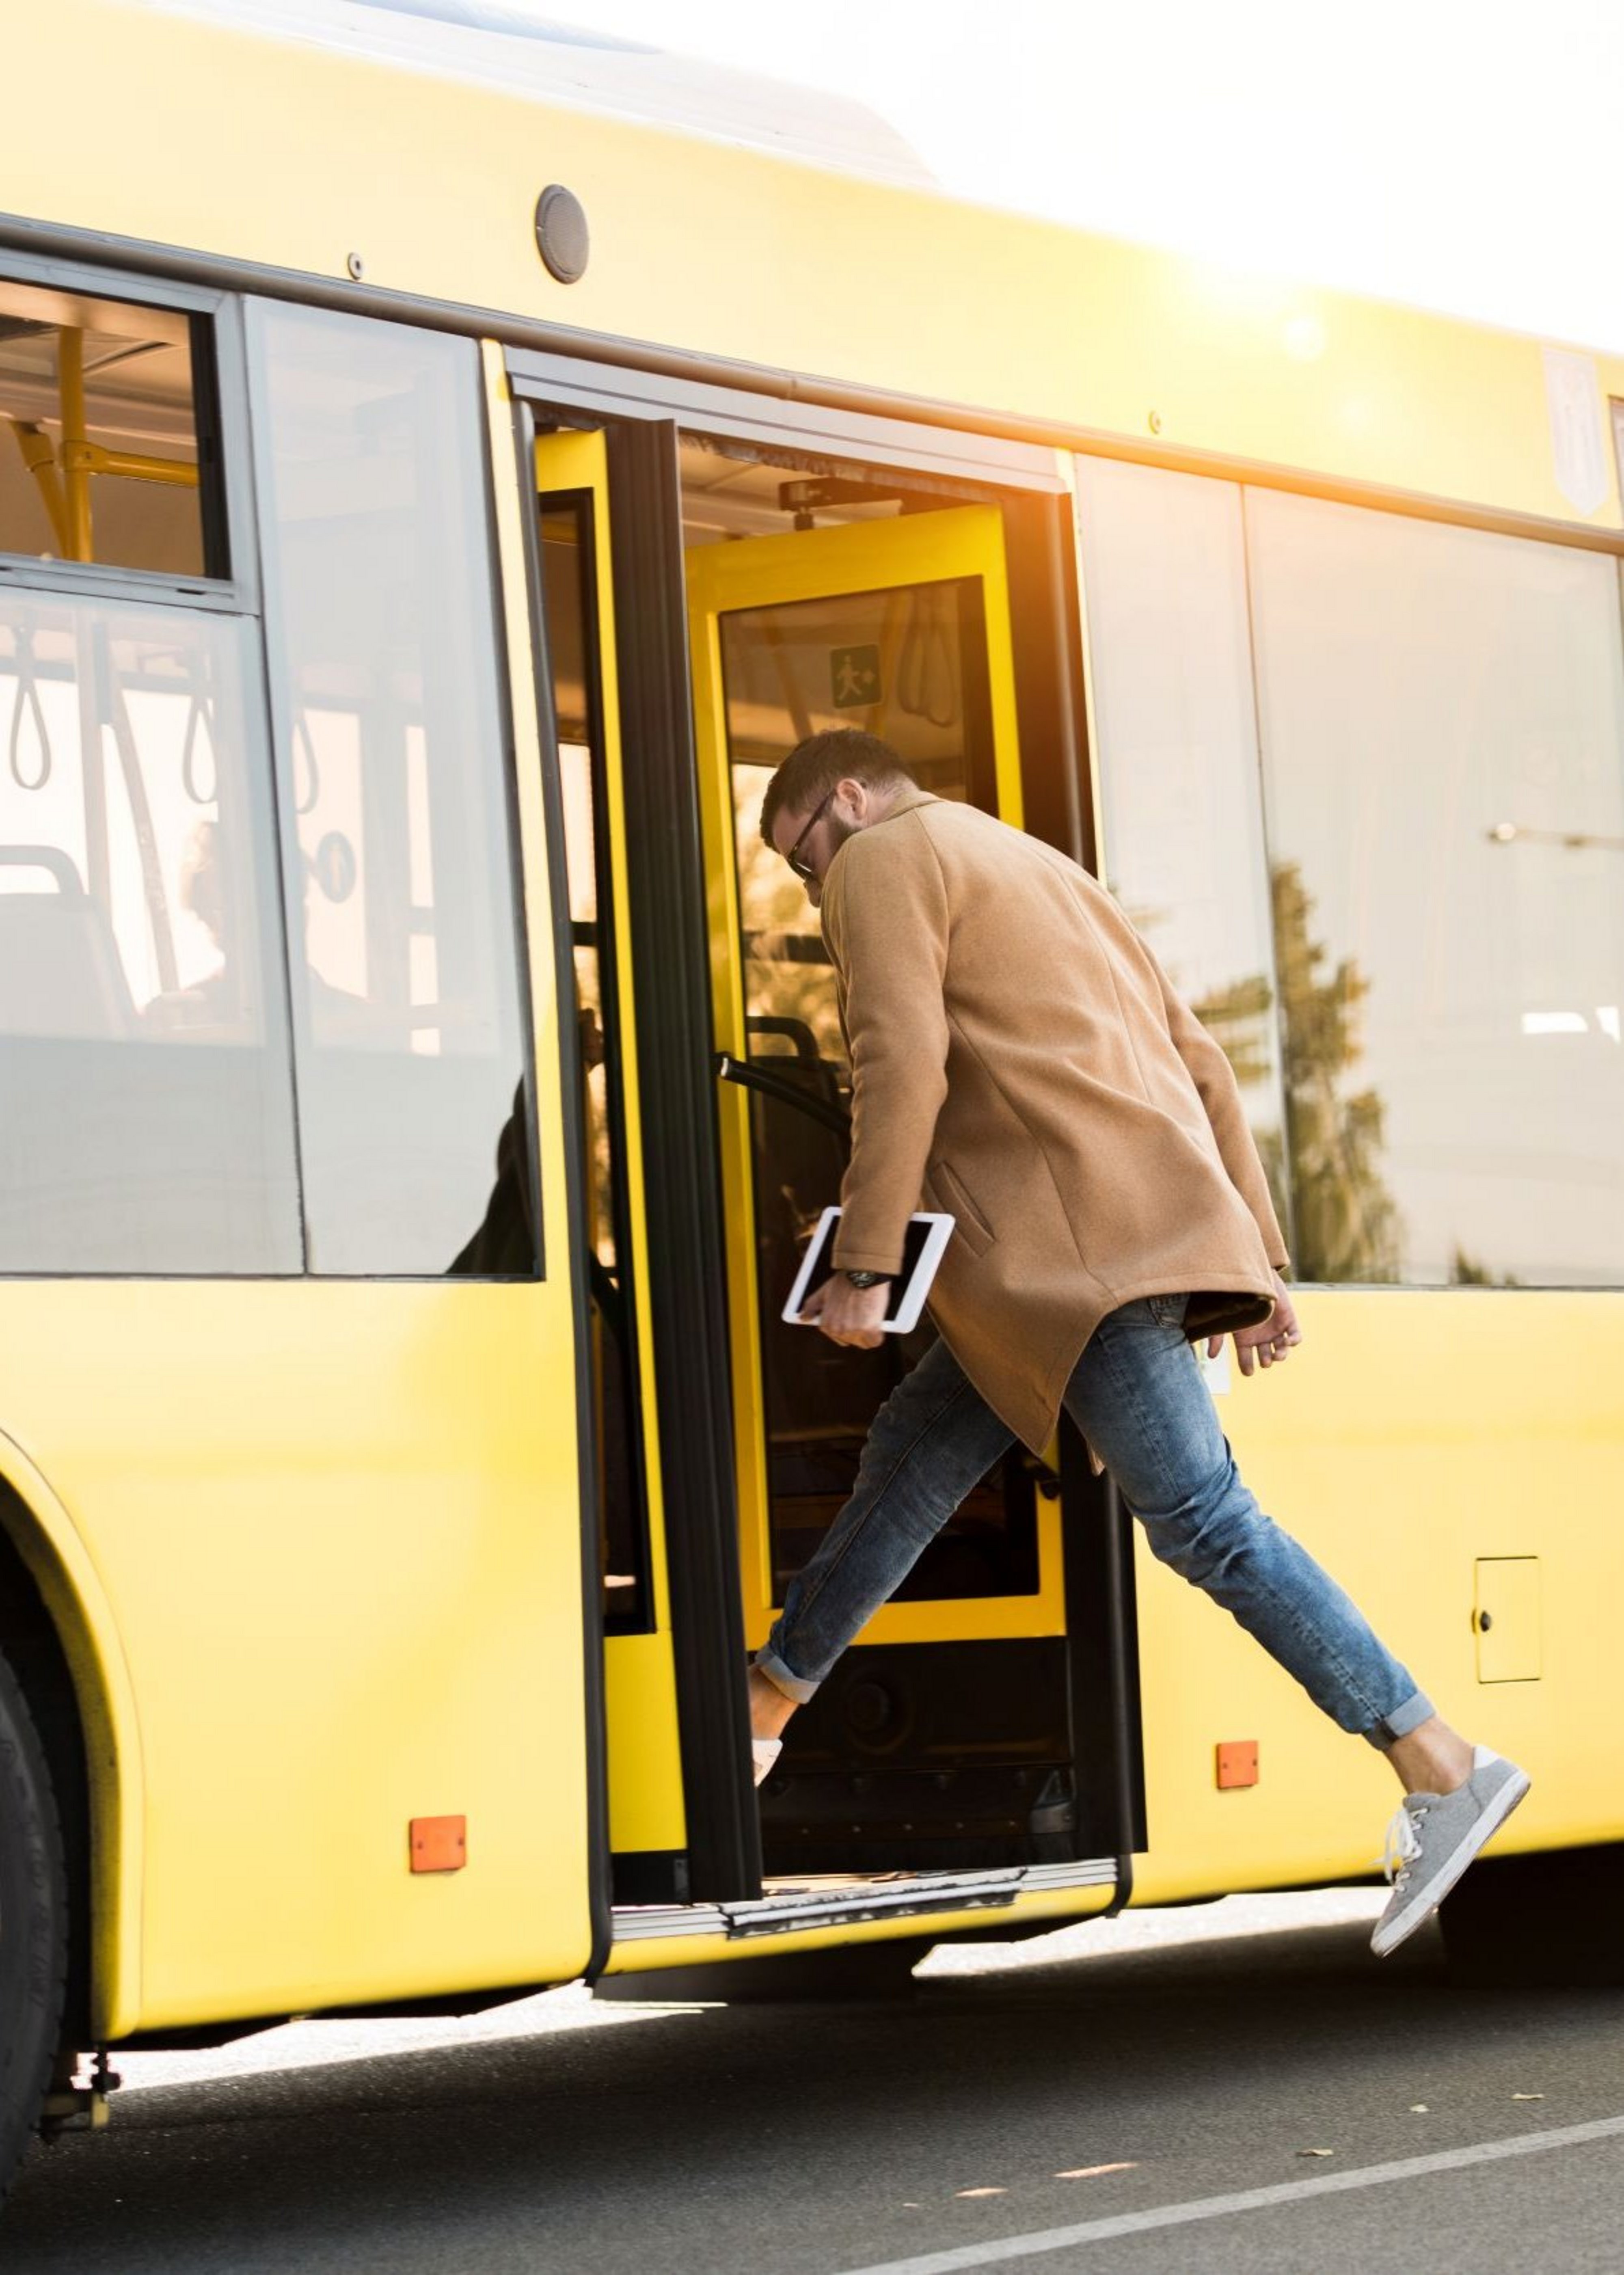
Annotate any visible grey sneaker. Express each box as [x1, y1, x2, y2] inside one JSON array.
[[1371, 1745, 1530, 1956]]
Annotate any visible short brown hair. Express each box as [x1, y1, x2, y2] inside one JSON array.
[[760, 728, 914, 851]]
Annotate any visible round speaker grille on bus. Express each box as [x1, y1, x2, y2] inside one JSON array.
[[535, 184, 590, 283]]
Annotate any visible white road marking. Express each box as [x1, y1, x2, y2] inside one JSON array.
[[830, 2113, 1624, 2275]]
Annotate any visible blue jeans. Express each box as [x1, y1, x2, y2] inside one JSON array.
[[756, 1296, 1432, 1748]]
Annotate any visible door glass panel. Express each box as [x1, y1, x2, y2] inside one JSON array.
[[717, 580, 998, 794], [1074, 456, 1291, 1246], [717, 572, 1037, 1604], [247, 303, 534, 1277], [722, 577, 994, 1066], [542, 496, 651, 1630]]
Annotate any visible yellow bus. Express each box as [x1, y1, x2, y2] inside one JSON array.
[[2, 0, 1621, 2200]]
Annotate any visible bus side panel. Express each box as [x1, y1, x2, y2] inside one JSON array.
[[1131, 1289, 1624, 1906], [0, 1281, 594, 2031]]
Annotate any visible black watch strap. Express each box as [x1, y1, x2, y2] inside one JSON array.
[[842, 1268, 893, 1290]]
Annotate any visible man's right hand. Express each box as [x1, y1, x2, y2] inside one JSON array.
[[802, 1275, 892, 1349]]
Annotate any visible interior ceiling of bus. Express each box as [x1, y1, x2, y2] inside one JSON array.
[[0, 284, 196, 450], [678, 435, 909, 547], [153, 0, 936, 186]]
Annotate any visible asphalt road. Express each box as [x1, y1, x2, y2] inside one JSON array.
[[7, 1890, 1622, 2275]]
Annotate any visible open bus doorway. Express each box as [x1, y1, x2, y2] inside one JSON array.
[[680, 436, 1134, 1879]]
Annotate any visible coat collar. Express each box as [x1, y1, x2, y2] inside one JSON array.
[[823, 788, 938, 891], [874, 787, 939, 822]]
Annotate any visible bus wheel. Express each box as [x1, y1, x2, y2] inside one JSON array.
[[1440, 1845, 1624, 1988], [0, 1647, 69, 2206]]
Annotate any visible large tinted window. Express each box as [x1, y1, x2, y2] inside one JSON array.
[[1080, 452, 1624, 1290], [247, 306, 534, 1277], [0, 593, 300, 1271], [1075, 458, 1289, 1242], [1247, 492, 1624, 1288]]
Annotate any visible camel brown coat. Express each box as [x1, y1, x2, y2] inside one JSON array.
[[823, 791, 1289, 1455]]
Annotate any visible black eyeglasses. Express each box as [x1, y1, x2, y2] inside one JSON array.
[[785, 788, 836, 880]]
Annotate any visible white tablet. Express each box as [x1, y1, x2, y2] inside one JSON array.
[[782, 1206, 955, 1335]]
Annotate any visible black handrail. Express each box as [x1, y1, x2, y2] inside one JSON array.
[[715, 1051, 850, 1138]]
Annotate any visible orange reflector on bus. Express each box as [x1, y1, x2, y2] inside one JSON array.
[[1215, 1741, 1259, 1789], [409, 1815, 467, 1873]]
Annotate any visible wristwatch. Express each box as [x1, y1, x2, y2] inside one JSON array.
[[843, 1268, 892, 1290]]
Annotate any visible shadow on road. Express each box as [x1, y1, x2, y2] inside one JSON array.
[[7, 1917, 1615, 2275]]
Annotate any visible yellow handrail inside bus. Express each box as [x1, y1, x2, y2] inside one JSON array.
[[5, 326, 199, 564], [58, 328, 92, 561]]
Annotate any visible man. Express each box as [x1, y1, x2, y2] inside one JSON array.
[[748, 727, 1527, 1959]]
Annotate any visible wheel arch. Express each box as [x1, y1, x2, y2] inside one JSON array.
[[0, 1432, 144, 2042]]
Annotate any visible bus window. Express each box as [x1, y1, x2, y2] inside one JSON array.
[[540, 492, 652, 1629], [246, 305, 536, 1278], [1246, 490, 1624, 1288], [0, 277, 210, 577], [0, 592, 300, 1272]]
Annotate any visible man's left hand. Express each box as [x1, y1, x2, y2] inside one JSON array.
[[1208, 1274, 1302, 1377], [802, 1276, 891, 1349]]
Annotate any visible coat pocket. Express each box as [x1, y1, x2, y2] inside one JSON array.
[[933, 1160, 995, 1258]]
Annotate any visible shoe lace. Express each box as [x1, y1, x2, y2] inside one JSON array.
[[1379, 1803, 1427, 1888]]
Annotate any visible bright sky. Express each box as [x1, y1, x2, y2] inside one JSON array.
[[549, 0, 1624, 354]]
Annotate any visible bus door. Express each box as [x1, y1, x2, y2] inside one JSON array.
[[685, 500, 1127, 1879], [530, 429, 689, 1904]]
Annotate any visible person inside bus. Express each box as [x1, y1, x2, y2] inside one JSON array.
[[142, 817, 371, 1041], [748, 728, 1529, 1960], [140, 817, 238, 1037]]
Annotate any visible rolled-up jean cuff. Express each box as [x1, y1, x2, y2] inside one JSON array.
[[752, 1646, 820, 1707], [1361, 1689, 1434, 1750]]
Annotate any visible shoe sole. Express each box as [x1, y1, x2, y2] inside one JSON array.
[[1371, 1769, 1531, 1957]]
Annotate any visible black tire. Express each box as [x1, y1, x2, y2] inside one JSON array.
[[1440, 1844, 1624, 1988], [0, 1646, 68, 2208]]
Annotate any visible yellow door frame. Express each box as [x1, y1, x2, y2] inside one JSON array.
[[685, 507, 1067, 1654]]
